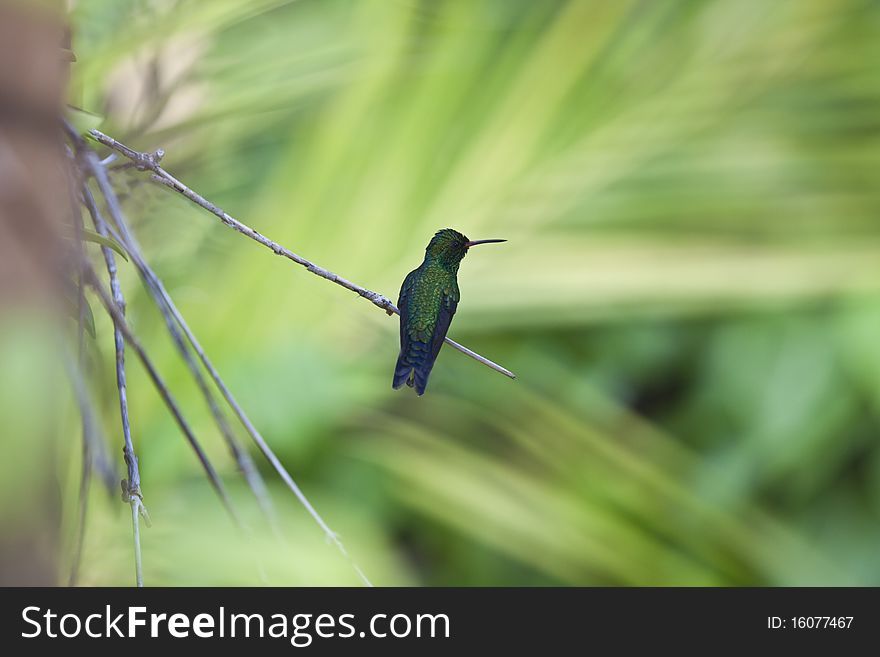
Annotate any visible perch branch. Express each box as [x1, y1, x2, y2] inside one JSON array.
[[87, 129, 516, 381]]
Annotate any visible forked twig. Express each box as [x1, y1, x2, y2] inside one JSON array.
[[97, 213, 370, 583], [61, 126, 397, 584], [83, 263, 241, 527], [80, 160, 280, 535]]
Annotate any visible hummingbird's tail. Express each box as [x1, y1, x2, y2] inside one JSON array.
[[392, 344, 434, 396], [392, 357, 413, 391]]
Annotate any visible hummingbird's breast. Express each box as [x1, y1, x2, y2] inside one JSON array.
[[405, 261, 458, 336]]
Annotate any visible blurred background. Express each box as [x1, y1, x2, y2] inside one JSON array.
[[2, 0, 880, 585]]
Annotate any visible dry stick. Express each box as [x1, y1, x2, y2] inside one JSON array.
[[81, 160, 280, 536], [76, 133, 372, 586], [87, 129, 517, 381], [67, 144, 147, 585], [68, 129, 259, 582], [118, 264, 371, 586], [80, 142, 270, 507], [83, 264, 241, 527], [130, 498, 144, 585], [85, 227, 272, 583], [81, 185, 150, 587], [82, 138, 392, 587], [130, 260, 280, 535], [104, 213, 370, 585], [66, 182, 115, 586]]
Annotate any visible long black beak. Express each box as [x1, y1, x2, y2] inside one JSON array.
[[465, 239, 506, 248]]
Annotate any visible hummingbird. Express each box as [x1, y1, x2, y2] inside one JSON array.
[[393, 228, 505, 396]]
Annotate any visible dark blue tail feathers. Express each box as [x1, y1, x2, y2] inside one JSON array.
[[392, 357, 413, 391], [392, 340, 434, 396]]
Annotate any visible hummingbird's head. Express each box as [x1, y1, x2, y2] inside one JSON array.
[[425, 228, 505, 266]]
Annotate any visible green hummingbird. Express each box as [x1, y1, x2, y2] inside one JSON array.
[[393, 228, 505, 395]]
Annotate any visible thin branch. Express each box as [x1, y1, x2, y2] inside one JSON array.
[[81, 184, 149, 587], [71, 124, 373, 585], [71, 129, 279, 535], [83, 263, 241, 528], [131, 497, 145, 587], [81, 163, 280, 535], [65, 179, 116, 586], [88, 128, 516, 381], [100, 182, 370, 587], [84, 191, 275, 584], [80, 131, 400, 587]]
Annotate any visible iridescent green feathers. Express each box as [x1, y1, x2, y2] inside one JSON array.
[[393, 229, 506, 395], [393, 229, 467, 395]]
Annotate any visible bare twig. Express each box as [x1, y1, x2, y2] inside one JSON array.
[[88, 128, 516, 381], [65, 178, 116, 585], [83, 263, 241, 527], [81, 130, 411, 586], [65, 126, 246, 530], [81, 184, 149, 587], [95, 218, 377, 581], [81, 162, 280, 535], [130, 496, 145, 587], [70, 124, 373, 585]]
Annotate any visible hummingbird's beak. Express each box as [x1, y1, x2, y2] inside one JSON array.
[[465, 239, 506, 248]]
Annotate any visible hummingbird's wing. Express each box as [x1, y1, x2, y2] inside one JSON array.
[[392, 269, 419, 391], [426, 286, 458, 369], [393, 272, 459, 395], [409, 283, 458, 395]]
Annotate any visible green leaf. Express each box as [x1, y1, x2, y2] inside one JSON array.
[[65, 228, 129, 261], [80, 297, 97, 340], [63, 289, 97, 340], [66, 106, 104, 135]]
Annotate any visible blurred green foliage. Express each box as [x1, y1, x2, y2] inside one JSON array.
[[28, 0, 880, 584]]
